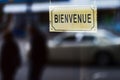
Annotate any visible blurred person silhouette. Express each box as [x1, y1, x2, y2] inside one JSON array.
[[0, 14, 21, 80], [27, 16, 48, 80]]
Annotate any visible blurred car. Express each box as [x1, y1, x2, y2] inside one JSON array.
[[48, 29, 120, 65]]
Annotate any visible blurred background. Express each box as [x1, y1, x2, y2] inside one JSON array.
[[0, 0, 120, 80]]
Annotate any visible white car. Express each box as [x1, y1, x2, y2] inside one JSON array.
[[48, 29, 120, 65]]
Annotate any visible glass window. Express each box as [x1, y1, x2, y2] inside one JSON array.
[[63, 36, 76, 42], [81, 36, 96, 42]]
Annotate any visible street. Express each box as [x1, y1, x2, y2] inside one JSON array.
[[15, 64, 80, 80], [81, 66, 120, 80], [1, 64, 120, 80]]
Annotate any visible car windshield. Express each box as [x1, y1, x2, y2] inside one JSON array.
[[101, 31, 118, 39], [97, 29, 118, 39], [106, 32, 118, 39]]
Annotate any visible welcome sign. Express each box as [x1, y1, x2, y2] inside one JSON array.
[[49, 5, 97, 32]]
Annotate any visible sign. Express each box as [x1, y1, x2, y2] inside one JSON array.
[[49, 5, 97, 32]]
